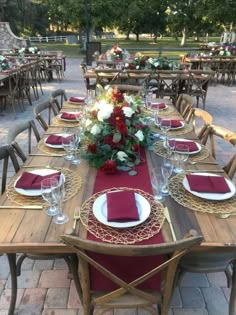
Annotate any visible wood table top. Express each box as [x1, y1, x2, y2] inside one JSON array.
[[0, 102, 235, 255]]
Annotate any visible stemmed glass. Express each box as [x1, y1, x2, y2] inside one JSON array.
[[165, 138, 176, 163], [161, 162, 173, 195], [160, 119, 171, 144], [150, 168, 165, 202], [71, 127, 82, 165], [173, 144, 189, 173], [52, 177, 69, 224], [62, 130, 74, 161], [41, 178, 60, 216]]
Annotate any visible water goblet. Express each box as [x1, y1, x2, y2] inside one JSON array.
[[161, 163, 173, 195], [52, 177, 69, 225], [160, 119, 171, 143], [62, 131, 74, 161], [71, 127, 82, 165], [165, 138, 176, 162], [150, 168, 165, 202], [41, 178, 60, 216], [173, 144, 189, 173]]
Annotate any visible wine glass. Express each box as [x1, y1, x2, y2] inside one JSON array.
[[165, 138, 176, 162], [62, 132, 74, 161], [150, 168, 165, 202], [41, 178, 60, 216], [52, 177, 69, 225], [160, 119, 171, 143], [71, 127, 82, 165], [173, 144, 189, 173], [161, 163, 173, 195]]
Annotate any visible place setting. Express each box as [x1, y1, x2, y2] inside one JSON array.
[[79, 187, 166, 244], [52, 109, 83, 127]]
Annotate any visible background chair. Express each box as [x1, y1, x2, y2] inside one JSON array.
[[186, 108, 213, 137], [7, 120, 41, 163], [109, 84, 143, 95], [80, 63, 96, 95], [34, 100, 58, 131], [175, 93, 194, 121], [61, 233, 202, 315], [51, 88, 67, 111]]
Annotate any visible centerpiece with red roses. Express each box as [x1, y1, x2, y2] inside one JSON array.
[[110, 44, 124, 61], [81, 87, 150, 175]]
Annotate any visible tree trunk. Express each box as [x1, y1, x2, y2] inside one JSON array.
[[126, 31, 130, 40], [181, 27, 186, 47], [135, 33, 139, 41]]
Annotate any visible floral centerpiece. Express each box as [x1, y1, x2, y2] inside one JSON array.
[[0, 55, 12, 71], [13, 46, 39, 55], [81, 87, 150, 175], [110, 44, 124, 61]]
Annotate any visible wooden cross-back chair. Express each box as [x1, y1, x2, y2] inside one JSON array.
[[51, 88, 67, 111], [7, 120, 41, 163], [185, 108, 213, 139], [175, 93, 194, 121], [109, 84, 143, 95], [200, 124, 236, 179], [34, 100, 58, 131], [61, 233, 203, 315], [80, 63, 96, 95], [95, 69, 122, 88]]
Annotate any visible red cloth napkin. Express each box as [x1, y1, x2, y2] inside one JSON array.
[[60, 112, 81, 120], [186, 174, 230, 193], [151, 102, 166, 109], [169, 140, 198, 152], [45, 134, 73, 145], [15, 171, 61, 190], [69, 96, 85, 103], [159, 118, 182, 128], [106, 191, 140, 222]]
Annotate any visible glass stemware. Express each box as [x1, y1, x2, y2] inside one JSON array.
[[62, 132, 74, 161], [160, 119, 171, 143], [161, 163, 173, 195], [174, 144, 189, 173], [150, 168, 165, 202], [41, 178, 60, 216], [52, 177, 69, 225], [71, 127, 82, 165]]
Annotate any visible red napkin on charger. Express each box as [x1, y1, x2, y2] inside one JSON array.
[[15, 171, 61, 190], [69, 96, 85, 103], [158, 118, 182, 128], [60, 112, 81, 120], [151, 102, 166, 109], [46, 134, 73, 145], [169, 140, 198, 152], [106, 191, 140, 222], [186, 174, 230, 193]]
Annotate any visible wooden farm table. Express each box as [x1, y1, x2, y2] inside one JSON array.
[[1, 102, 236, 314]]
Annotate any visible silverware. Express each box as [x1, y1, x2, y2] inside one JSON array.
[[0, 205, 43, 209], [188, 161, 218, 165], [72, 207, 81, 231], [22, 165, 56, 169], [50, 125, 78, 128], [164, 207, 177, 241], [28, 154, 64, 157], [215, 212, 236, 219], [185, 169, 225, 173]]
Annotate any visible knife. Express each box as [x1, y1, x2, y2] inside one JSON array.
[[185, 169, 224, 173], [0, 205, 43, 209], [28, 154, 64, 157], [164, 207, 177, 241]]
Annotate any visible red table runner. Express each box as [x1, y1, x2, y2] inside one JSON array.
[[87, 151, 164, 291]]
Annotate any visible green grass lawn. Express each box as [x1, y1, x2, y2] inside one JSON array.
[[36, 36, 220, 59]]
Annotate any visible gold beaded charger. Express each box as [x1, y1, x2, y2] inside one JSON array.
[[80, 187, 165, 244], [6, 167, 83, 207], [169, 173, 236, 214], [52, 115, 80, 127], [142, 104, 175, 116], [153, 141, 209, 162], [37, 139, 65, 156], [152, 123, 193, 136]]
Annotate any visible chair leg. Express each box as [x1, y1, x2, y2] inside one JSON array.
[[225, 265, 232, 288], [229, 261, 236, 315], [7, 254, 17, 315]]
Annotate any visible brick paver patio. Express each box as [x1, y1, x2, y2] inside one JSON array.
[[0, 58, 235, 314]]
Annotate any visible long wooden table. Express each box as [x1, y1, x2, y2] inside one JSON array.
[[1, 101, 236, 314]]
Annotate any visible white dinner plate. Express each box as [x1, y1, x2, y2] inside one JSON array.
[[183, 172, 236, 201], [92, 192, 151, 228], [68, 97, 85, 104], [14, 169, 65, 197], [58, 112, 80, 122], [169, 120, 185, 130], [164, 138, 201, 155], [44, 133, 71, 149]]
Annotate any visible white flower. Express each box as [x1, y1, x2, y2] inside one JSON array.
[[117, 151, 128, 161], [29, 47, 35, 53], [19, 47, 25, 54], [0, 55, 5, 61], [122, 106, 134, 118], [85, 119, 92, 127], [90, 124, 101, 135], [135, 130, 144, 142], [97, 101, 113, 121]]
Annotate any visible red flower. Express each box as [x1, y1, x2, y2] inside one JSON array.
[[104, 135, 118, 148], [100, 160, 117, 174], [90, 110, 98, 118], [116, 121, 127, 134], [140, 59, 146, 66], [112, 89, 124, 103], [129, 63, 135, 70], [109, 107, 125, 126], [88, 143, 97, 154], [132, 143, 140, 152]]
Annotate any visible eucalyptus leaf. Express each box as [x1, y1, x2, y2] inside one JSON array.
[[117, 166, 131, 171], [113, 132, 122, 143], [129, 170, 137, 176]]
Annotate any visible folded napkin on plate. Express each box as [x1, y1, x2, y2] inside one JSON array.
[[151, 102, 166, 109], [61, 112, 81, 120], [45, 134, 73, 145], [69, 96, 85, 103], [169, 140, 198, 152], [15, 171, 61, 190], [158, 118, 182, 128], [106, 191, 140, 222], [186, 174, 230, 193]]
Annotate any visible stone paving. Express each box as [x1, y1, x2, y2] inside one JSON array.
[[0, 58, 235, 314]]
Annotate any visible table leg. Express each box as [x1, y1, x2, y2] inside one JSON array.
[[229, 260, 236, 315], [7, 254, 17, 315]]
